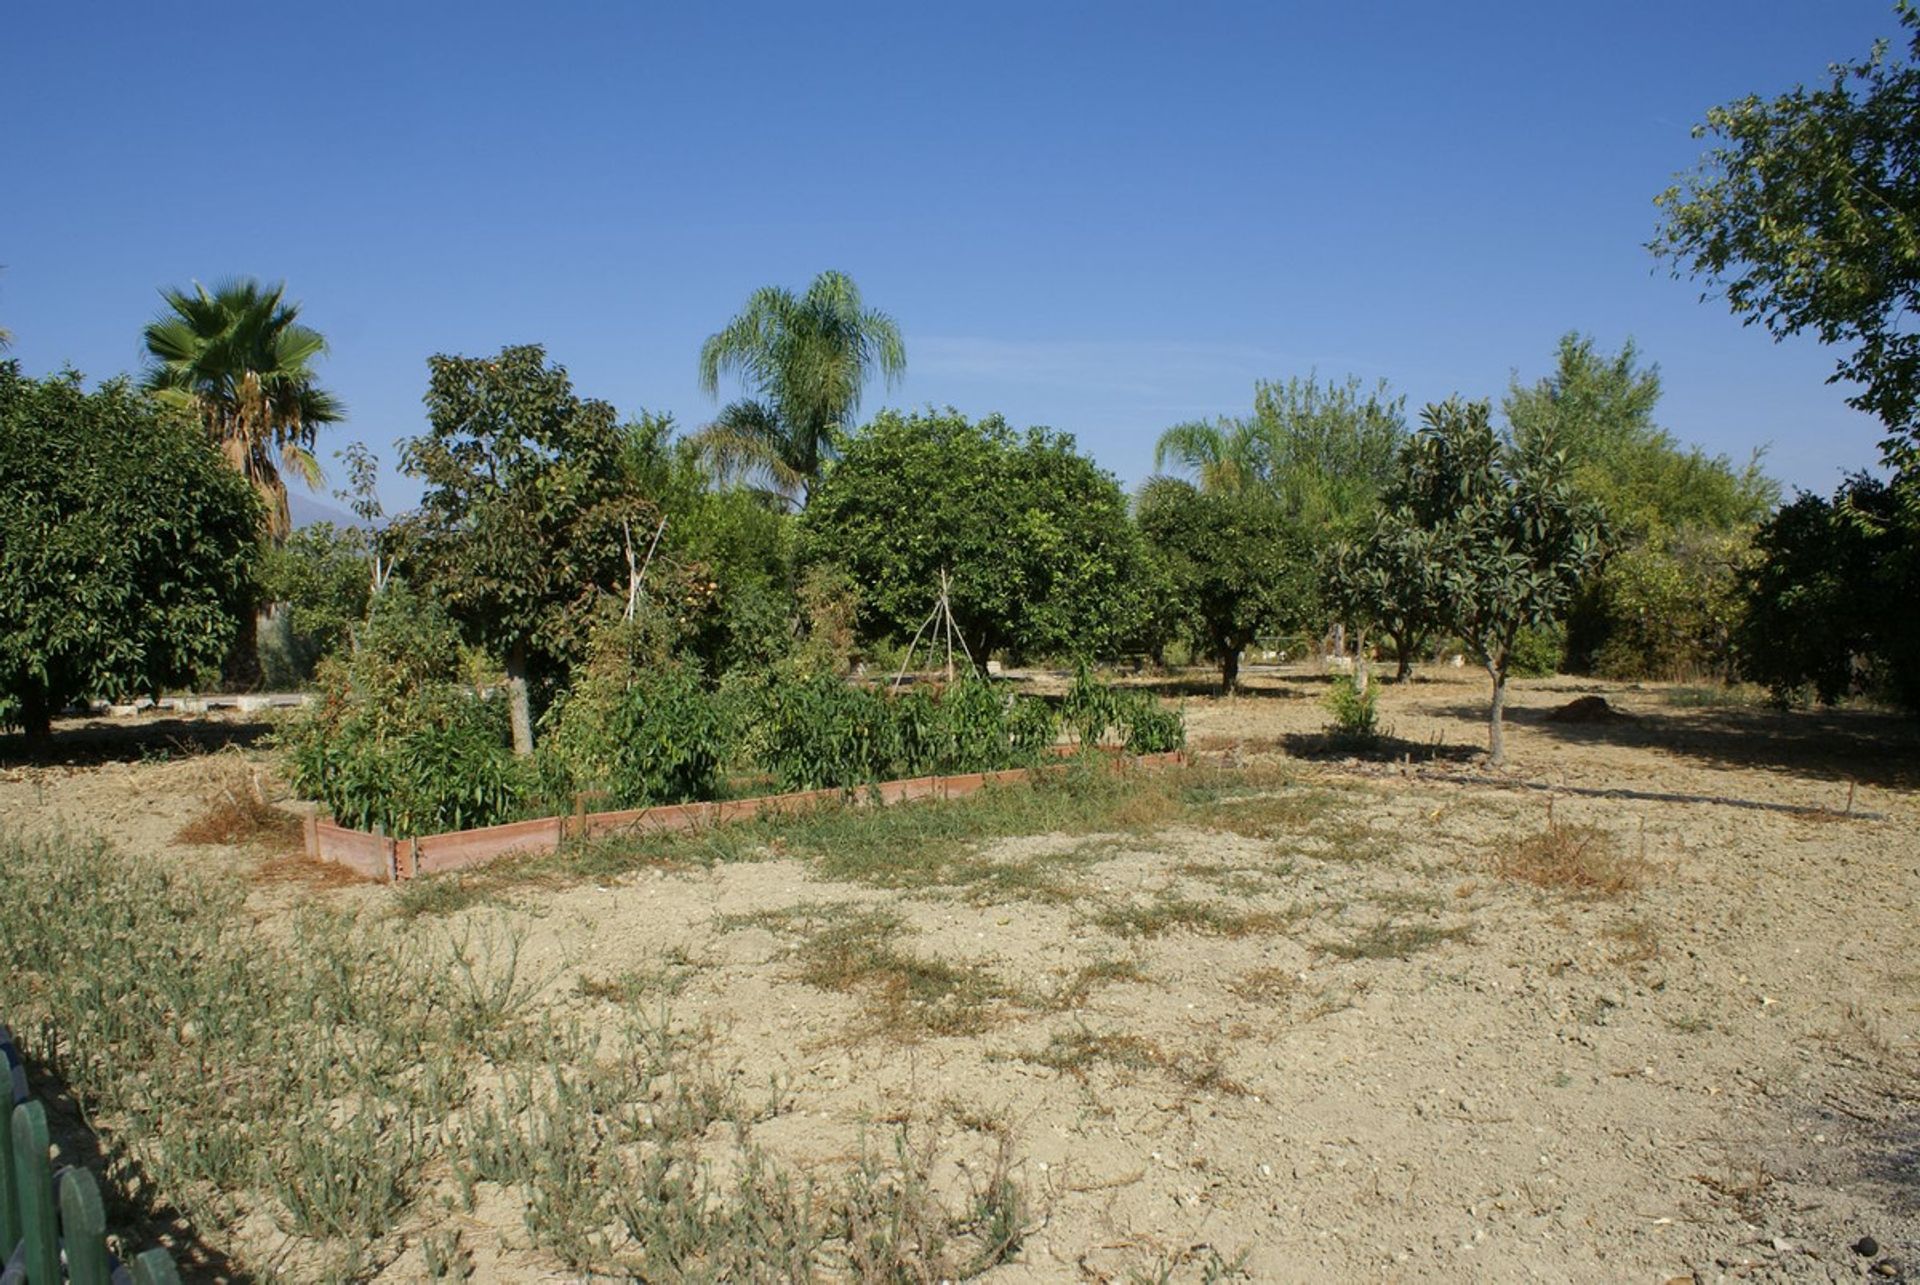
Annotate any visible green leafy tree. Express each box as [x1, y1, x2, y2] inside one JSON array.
[[1392, 398, 1605, 765], [1738, 467, 1920, 709], [141, 278, 344, 540], [1154, 374, 1407, 527], [256, 523, 373, 686], [0, 363, 259, 741], [1322, 511, 1445, 684], [1505, 334, 1775, 540], [396, 345, 652, 755], [693, 270, 905, 507], [799, 408, 1156, 664], [1584, 530, 1754, 682], [1652, 4, 1920, 448], [1505, 334, 1777, 677], [1137, 479, 1314, 691]]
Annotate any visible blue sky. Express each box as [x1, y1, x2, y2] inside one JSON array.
[[4, 2, 1900, 518]]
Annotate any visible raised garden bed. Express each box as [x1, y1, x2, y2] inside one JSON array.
[[303, 749, 1187, 882]]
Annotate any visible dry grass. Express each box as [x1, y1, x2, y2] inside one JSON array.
[[734, 904, 1017, 1040], [175, 755, 300, 849], [1050, 956, 1154, 1009], [1228, 967, 1299, 1004], [1016, 1028, 1248, 1097], [1090, 894, 1305, 939], [1493, 813, 1651, 896], [1322, 921, 1471, 961]]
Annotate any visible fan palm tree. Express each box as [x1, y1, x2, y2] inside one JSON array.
[[142, 278, 343, 540], [694, 270, 905, 507]]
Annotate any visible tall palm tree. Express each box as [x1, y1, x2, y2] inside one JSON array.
[[694, 270, 905, 507], [142, 278, 344, 540]]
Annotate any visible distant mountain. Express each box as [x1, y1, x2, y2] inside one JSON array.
[[286, 489, 368, 531]]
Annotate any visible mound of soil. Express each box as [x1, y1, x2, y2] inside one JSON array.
[[1546, 694, 1631, 723]]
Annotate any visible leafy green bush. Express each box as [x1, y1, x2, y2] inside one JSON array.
[[1061, 665, 1183, 753], [759, 671, 898, 791], [1324, 674, 1380, 743], [278, 589, 535, 835], [1505, 624, 1565, 678], [542, 661, 729, 808], [893, 674, 1058, 776], [1115, 690, 1186, 753]]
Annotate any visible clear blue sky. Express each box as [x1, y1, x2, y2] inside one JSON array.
[[4, 1, 1900, 518]]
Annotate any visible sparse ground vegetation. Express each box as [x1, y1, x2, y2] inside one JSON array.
[[0, 669, 1914, 1280]]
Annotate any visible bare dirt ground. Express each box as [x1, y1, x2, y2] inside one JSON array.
[[2, 669, 1916, 1282]]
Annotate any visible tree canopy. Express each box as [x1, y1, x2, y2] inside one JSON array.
[[142, 278, 343, 540], [1653, 4, 1920, 449], [799, 408, 1156, 664], [396, 345, 653, 753], [693, 270, 905, 507], [0, 362, 259, 739], [1154, 374, 1406, 529], [1137, 479, 1314, 691], [1385, 397, 1606, 763], [1504, 334, 1775, 540]]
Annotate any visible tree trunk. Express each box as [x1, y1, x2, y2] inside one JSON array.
[[1352, 628, 1371, 698], [222, 608, 264, 692], [1220, 647, 1241, 694], [1486, 657, 1508, 767], [18, 687, 52, 746], [1393, 635, 1414, 683], [506, 640, 535, 757]]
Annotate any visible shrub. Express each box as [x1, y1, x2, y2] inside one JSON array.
[[1505, 624, 1565, 678], [542, 662, 729, 808], [760, 670, 902, 791], [1324, 674, 1380, 743], [1114, 690, 1186, 753], [278, 589, 534, 835]]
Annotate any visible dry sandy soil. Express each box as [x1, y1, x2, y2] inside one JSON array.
[[2, 668, 1916, 1282]]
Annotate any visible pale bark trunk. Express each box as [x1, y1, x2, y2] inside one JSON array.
[[1352, 628, 1370, 698], [1486, 657, 1508, 767], [506, 640, 534, 757]]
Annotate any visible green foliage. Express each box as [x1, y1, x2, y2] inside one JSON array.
[[1737, 466, 1920, 709], [759, 671, 903, 791], [541, 646, 730, 808], [256, 521, 373, 686], [141, 277, 343, 540], [1653, 4, 1920, 447], [756, 667, 1169, 793], [1137, 478, 1317, 691], [1570, 530, 1754, 680], [800, 408, 1158, 663], [1504, 624, 1565, 678], [1385, 397, 1606, 762], [1323, 674, 1380, 742], [1321, 510, 1445, 682], [1154, 374, 1407, 529], [692, 270, 906, 506], [1062, 665, 1186, 754], [1504, 334, 1776, 541], [397, 345, 658, 752], [278, 589, 534, 835], [0, 362, 259, 739]]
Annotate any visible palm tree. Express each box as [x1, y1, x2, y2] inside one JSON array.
[[694, 270, 905, 507], [142, 278, 344, 541]]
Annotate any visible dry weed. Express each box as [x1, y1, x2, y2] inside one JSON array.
[[1493, 810, 1650, 896], [175, 752, 300, 849]]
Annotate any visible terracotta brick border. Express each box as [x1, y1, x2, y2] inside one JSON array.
[[303, 750, 1186, 883]]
